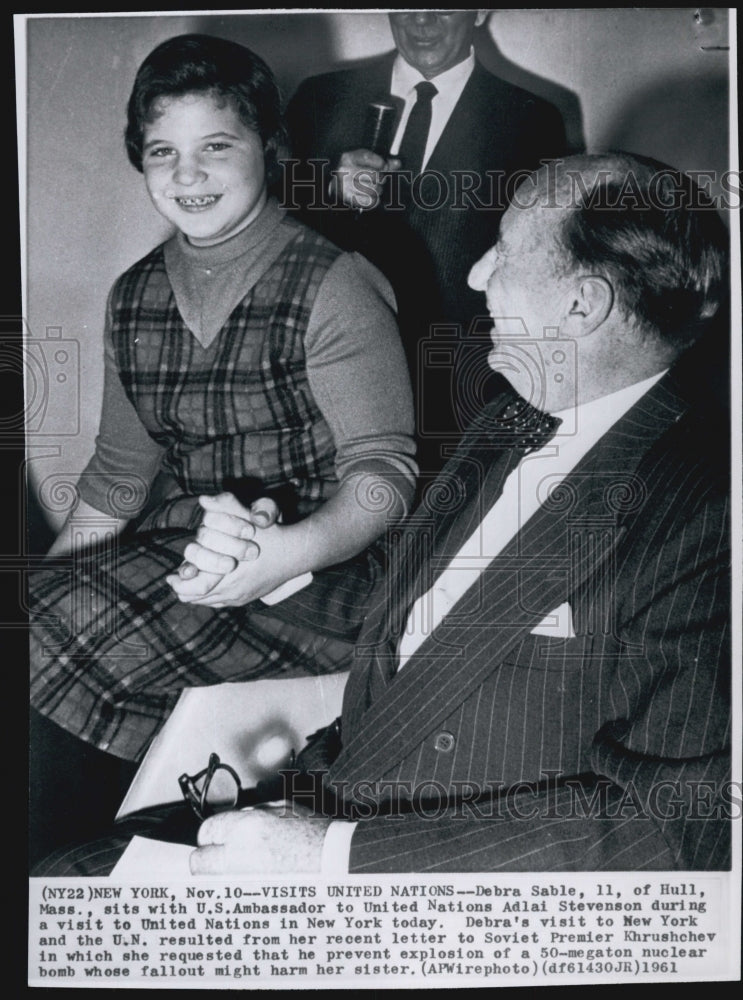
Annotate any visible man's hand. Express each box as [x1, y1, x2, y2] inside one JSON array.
[[190, 803, 330, 874], [331, 148, 401, 210]]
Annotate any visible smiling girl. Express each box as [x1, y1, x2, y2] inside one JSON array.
[[143, 92, 268, 245], [29, 35, 416, 778]]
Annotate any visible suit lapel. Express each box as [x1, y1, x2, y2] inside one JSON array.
[[340, 404, 515, 736], [360, 52, 397, 105], [334, 374, 691, 787], [425, 64, 511, 174], [322, 53, 397, 156]]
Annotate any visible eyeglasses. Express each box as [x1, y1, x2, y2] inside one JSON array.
[[179, 753, 242, 820], [179, 750, 296, 820]]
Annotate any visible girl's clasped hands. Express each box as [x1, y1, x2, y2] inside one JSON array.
[[167, 493, 283, 607]]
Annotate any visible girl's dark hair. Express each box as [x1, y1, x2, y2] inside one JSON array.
[[125, 33, 287, 186]]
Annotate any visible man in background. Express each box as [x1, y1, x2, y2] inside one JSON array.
[[284, 11, 567, 473]]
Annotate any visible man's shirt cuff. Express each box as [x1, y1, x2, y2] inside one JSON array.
[[320, 820, 358, 875]]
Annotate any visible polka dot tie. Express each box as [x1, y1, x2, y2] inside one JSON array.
[[497, 397, 561, 453]]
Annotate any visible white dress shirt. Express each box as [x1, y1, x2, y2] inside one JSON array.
[[389, 49, 476, 169], [397, 371, 667, 667], [321, 370, 667, 873]]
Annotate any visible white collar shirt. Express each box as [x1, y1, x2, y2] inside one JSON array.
[[389, 48, 476, 169], [397, 371, 668, 668]]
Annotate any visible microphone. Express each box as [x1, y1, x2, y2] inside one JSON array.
[[361, 101, 397, 157]]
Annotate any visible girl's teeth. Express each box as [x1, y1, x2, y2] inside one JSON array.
[[178, 195, 217, 206]]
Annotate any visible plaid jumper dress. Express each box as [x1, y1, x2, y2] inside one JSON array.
[[30, 224, 356, 761]]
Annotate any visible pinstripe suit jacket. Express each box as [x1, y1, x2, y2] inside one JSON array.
[[265, 366, 731, 872]]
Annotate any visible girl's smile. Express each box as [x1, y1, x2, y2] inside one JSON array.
[[174, 194, 222, 209], [142, 91, 268, 245]]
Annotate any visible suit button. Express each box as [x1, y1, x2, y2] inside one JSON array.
[[433, 731, 455, 753]]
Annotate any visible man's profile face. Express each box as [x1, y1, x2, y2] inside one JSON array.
[[468, 175, 576, 406], [388, 11, 483, 80]]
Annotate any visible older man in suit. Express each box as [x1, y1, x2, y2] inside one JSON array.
[[284, 11, 568, 472], [176, 152, 730, 875]]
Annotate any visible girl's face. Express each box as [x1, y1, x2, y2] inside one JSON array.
[[142, 91, 267, 246]]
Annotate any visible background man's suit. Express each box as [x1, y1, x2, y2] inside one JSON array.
[[285, 54, 568, 467], [274, 359, 731, 872]]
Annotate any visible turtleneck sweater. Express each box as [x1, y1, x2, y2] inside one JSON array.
[[163, 197, 296, 348]]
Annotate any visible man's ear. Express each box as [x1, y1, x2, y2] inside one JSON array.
[[475, 11, 490, 29], [567, 275, 614, 335]]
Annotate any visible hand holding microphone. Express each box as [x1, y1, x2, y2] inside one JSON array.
[[363, 101, 398, 157], [331, 101, 400, 211]]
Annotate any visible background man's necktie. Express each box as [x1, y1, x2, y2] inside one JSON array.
[[397, 81, 438, 177]]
